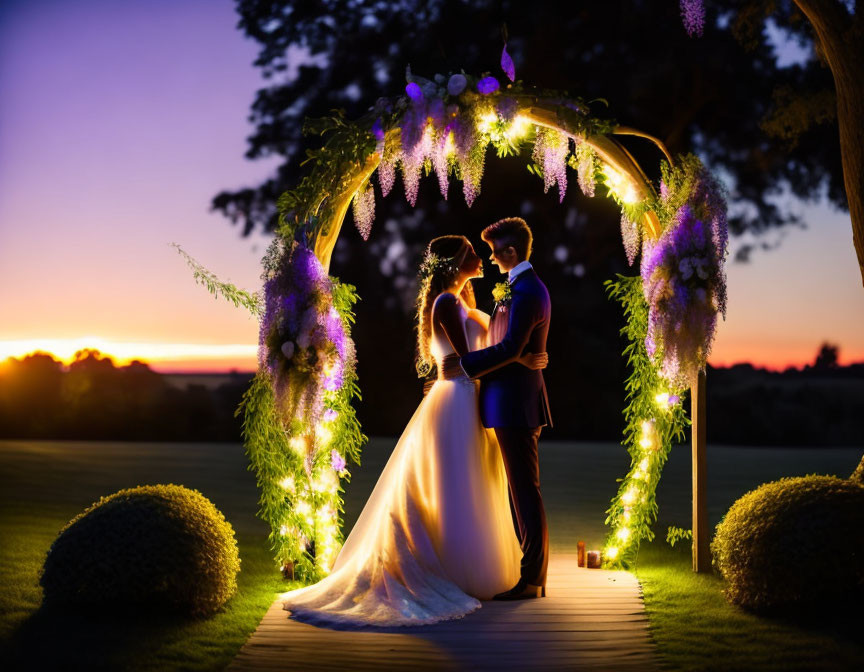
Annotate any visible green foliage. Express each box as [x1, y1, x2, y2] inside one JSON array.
[[602, 275, 690, 569], [711, 475, 864, 613], [40, 484, 241, 617], [237, 277, 365, 582], [329, 279, 366, 468], [666, 525, 692, 549], [637, 540, 864, 671], [654, 153, 721, 231], [236, 372, 301, 573], [172, 244, 263, 316], [277, 110, 380, 243]]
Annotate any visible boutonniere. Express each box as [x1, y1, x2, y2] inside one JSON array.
[[492, 282, 512, 308]]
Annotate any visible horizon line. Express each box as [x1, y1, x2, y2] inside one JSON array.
[[1, 343, 862, 375]]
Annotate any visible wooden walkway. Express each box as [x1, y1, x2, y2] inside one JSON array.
[[227, 554, 660, 671]]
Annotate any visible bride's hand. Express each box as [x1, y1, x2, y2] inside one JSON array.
[[519, 351, 548, 370]]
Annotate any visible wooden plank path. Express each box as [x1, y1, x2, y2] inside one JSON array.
[[227, 553, 660, 671]]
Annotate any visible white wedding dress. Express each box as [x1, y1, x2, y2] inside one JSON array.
[[281, 295, 521, 628]]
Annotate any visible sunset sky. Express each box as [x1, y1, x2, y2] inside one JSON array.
[[1, 0, 863, 373]]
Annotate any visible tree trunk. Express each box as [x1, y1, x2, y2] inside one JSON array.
[[793, 0, 864, 288]]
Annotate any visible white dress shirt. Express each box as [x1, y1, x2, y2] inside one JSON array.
[[508, 260, 533, 283]]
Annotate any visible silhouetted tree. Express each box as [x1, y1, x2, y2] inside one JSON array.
[[210, 1, 849, 436], [0, 352, 64, 437], [813, 341, 840, 369], [216, 0, 845, 250]]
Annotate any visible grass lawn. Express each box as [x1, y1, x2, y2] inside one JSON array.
[[636, 539, 864, 671], [0, 441, 297, 671], [1, 439, 861, 670]]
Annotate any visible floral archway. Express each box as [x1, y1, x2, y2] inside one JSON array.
[[181, 64, 728, 581]]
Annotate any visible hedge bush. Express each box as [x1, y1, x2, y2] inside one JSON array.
[[40, 484, 241, 616], [712, 475, 864, 613]]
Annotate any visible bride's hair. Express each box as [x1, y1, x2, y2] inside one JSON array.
[[415, 235, 476, 377]]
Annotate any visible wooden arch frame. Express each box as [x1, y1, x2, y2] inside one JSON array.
[[301, 95, 710, 573]]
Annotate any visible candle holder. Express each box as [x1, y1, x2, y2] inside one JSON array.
[[587, 550, 602, 569], [577, 541, 586, 567]]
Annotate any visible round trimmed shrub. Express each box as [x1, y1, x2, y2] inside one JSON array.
[[40, 484, 241, 616], [711, 475, 864, 613]]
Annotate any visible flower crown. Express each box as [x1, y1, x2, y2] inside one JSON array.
[[418, 250, 459, 281]]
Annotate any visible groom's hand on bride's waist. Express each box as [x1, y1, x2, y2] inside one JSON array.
[[440, 354, 466, 380]]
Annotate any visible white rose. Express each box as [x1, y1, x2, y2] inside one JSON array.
[[280, 341, 295, 359], [447, 74, 467, 97]]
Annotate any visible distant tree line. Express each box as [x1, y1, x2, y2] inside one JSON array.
[[0, 345, 860, 446], [0, 350, 246, 441]]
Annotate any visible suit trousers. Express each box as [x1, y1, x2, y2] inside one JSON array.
[[494, 426, 548, 587]]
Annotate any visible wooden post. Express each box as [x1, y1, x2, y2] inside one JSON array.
[[691, 369, 710, 573]]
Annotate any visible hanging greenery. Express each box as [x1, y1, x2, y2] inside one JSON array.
[[602, 275, 690, 569], [180, 64, 727, 578]]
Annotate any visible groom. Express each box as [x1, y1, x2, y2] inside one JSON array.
[[442, 216, 552, 600]]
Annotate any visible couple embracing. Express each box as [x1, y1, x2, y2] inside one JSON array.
[[283, 217, 553, 628]]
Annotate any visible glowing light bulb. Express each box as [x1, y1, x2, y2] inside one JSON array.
[[289, 436, 306, 456], [621, 488, 636, 505], [616, 527, 631, 542], [602, 164, 640, 204], [639, 458, 650, 472], [639, 419, 654, 448], [476, 110, 498, 134], [606, 546, 619, 559], [296, 500, 312, 516], [655, 392, 669, 406], [505, 115, 531, 141], [316, 424, 333, 447], [279, 475, 296, 492], [443, 131, 455, 157]]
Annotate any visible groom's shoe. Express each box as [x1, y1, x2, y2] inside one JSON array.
[[493, 579, 546, 600]]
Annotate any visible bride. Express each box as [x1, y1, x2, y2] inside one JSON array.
[[281, 234, 547, 628]]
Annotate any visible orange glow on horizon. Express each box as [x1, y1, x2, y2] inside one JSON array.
[[1, 339, 861, 375], [0, 338, 257, 373]]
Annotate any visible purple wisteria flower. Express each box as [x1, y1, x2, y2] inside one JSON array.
[[640, 202, 722, 387], [331, 450, 346, 473], [532, 127, 568, 203], [323, 408, 338, 423], [680, 0, 705, 38]]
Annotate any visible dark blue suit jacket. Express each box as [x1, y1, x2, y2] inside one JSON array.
[[461, 268, 552, 429]]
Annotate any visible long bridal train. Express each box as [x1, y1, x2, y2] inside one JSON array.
[[282, 304, 520, 628]]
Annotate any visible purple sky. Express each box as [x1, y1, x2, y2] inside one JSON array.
[[1, 0, 862, 371]]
